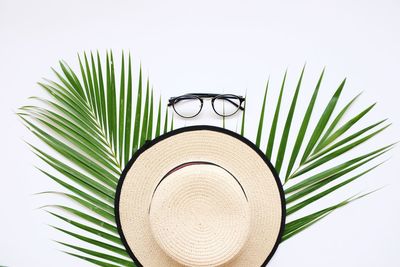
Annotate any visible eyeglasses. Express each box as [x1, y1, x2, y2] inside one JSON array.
[[168, 93, 245, 118]]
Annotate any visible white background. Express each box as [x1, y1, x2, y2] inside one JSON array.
[[1, 0, 400, 266]]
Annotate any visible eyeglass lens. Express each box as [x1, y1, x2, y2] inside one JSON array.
[[213, 95, 241, 116], [172, 96, 203, 118]]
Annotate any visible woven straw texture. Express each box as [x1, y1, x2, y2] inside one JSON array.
[[150, 164, 251, 266], [117, 129, 284, 266]]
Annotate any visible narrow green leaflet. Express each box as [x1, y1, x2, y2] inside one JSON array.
[[286, 148, 390, 204], [147, 89, 154, 140], [291, 124, 390, 178], [255, 81, 269, 147], [155, 97, 162, 138], [170, 112, 174, 131], [90, 52, 102, 128], [274, 67, 304, 174], [286, 163, 383, 215], [139, 79, 150, 147], [314, 93, 362, 152], [283, 192, 379, 241], [37, 171, 114, 218], [266, 71, 287, 159], [52, 227, 129, 257], [60, 243, 134, 266], [50, 212, 122, 245], [66, 252, 125, 267], [123, 54, 133, 166], [118, 52, 126, 166], [240, 91, 247, 136], [163, 106, 169, 134], [315, 103, 376, 152], [96, 51, 107, 131], [285, 69, 324, 180], [132, 67, 143, 152], [300, 79, 346, 163], [307, 119, 387, 162], [286, 144, 394, 194]]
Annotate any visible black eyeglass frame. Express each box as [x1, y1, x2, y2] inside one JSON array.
[[168, 93, 245, 118]]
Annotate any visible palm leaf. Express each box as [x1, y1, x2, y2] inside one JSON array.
[[250, 68, 392, 241], [313, 92, 362, 152], [285, 148, 391, 204], [20, 51, 170, 266], [285, 144, 394, 194], [147, 89, 154, 140], [139, 79, 150, 147], [286, 162, 384, 215], [266, 71, 287, 159], [283, 190, 380, 242], [240, 91, 247, 136], [123, 53, 133, 166], [155, 97, 162, 138], [255, 81, 269, 147], [60, 242, 133, 266], [307, 119, 388, 162], [299, 79, 346, 164], [285, 69, 324, 180], [163, 106, 169, 134], [274, 66, 305, 174], [66, 252, 125, 267], [290, 124, 391, 178], [132, 66, 143, 152], [118, 51, 126, 166], [20, 53, 393, 265]]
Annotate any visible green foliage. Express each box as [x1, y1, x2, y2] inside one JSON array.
[[19, 51, 392, 265], [19, 51, 171, 266], [251, 67, 393, 242]]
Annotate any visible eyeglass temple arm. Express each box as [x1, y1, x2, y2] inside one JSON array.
[[168, 94, 205, 106], [226, 98, 245, 110], [215, 96, 245, 110]]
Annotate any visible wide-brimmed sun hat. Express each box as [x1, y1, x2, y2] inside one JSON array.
[[115, 126, 286, 267]]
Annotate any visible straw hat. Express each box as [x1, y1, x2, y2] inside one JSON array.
[[115, 126, 285, 267]]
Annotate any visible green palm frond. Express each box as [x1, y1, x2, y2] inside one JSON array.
[[19, 51, 172, 266], [19, 51, 393, 266], [251, 67, 393, 241]]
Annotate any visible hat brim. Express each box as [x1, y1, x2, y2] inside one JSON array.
[[115, 125, 286, 267]]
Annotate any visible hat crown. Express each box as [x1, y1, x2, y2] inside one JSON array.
[[149, 163, 251, 267]]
